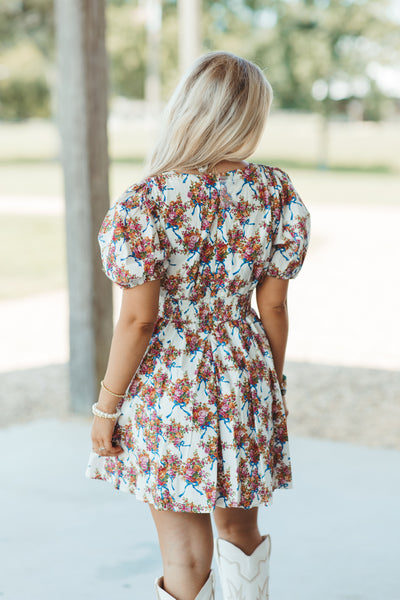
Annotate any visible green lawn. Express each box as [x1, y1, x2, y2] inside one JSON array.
[[0, 161, 144, 199], [1, 113, 399, 171], [1, 165, 398, 300], [0, 115, 399, 300], [0, 214, 66, 299], [1, 161, 399, 206]]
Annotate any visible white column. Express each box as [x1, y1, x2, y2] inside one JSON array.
[[145, 0, 162, 117], [178, 0, 202, 76]]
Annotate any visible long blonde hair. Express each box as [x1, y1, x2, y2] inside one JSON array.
[[146, 51, 273, 177]]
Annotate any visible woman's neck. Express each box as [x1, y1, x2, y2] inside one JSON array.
[[173, 160, 249, 176]]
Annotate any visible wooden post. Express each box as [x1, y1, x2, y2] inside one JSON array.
[[54, 0, 113, 414], [178, 0, 202, 75]]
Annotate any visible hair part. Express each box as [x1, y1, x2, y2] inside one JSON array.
[[145, 51, 273, 178]]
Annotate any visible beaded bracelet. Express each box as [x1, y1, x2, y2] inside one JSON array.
[[100, 379, 125, 399], [92, 402, 121, 420], [280, 374, 287, 396]]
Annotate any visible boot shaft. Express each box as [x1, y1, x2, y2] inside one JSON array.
[[214, 535, 271, 600], [155, 570, 215, 600]]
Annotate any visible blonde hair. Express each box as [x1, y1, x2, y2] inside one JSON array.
[[146, 51, 273, 177]]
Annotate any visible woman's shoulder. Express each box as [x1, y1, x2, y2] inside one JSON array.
[[115, 163, 294, 196], [136, 162, 288, 182], [256, 164, 303, 198], [255, 163, 291, 182], [110, 179, 162, 214]]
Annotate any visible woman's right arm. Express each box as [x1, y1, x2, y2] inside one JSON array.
[[255, 169, 310, 407], [255, 276, 289, 389]]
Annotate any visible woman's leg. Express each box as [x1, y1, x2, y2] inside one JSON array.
[[150, 505, 214, 600], [213, 506, 263, 555]]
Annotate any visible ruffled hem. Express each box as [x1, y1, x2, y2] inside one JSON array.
[[84, 461, 293, 513]]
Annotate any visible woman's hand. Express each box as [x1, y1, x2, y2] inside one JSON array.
[[91, 413, 124, 457], [282, 396, 289, 417]]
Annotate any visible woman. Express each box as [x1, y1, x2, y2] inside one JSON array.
[[85, 51, 311, 600]]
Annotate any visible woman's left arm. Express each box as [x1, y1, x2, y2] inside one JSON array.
[[90, 280, 161, 456]]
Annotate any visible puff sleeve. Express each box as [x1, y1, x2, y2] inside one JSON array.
[[98, 183, 169, 288], [265, 168, 311, 280]]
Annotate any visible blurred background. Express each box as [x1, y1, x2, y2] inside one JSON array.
[[0, 2, 399, 598], [1, 0, 398, 443]]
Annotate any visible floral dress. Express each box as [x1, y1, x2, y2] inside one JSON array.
[[85, 162, 311, 513]]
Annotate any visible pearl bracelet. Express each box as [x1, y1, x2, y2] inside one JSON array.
[[92, 402, 121, 420]]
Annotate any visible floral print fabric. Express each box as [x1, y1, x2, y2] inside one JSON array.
[[85, 163, 311, 513]]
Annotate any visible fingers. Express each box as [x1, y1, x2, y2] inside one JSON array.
[[283, 397, 289, 417], [92, 440, 124, 457], [93, 447, 124, 457], [91, 418, 124, 456]]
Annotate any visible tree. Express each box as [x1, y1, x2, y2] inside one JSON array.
[[0, 0, 54, 119], [201, 0, 399, 116], [202, 0, 400, 165], [1, 0, 399, 123]]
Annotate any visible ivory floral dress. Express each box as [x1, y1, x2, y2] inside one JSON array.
[[85, 163, 311, 513]]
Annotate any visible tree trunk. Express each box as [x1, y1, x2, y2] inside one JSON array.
[[54, 0, 113, 414]]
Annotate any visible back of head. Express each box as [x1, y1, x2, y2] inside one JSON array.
[[147, 51, 273, 177]]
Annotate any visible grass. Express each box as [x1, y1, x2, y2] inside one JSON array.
[[0, 162, 64, 197], [1, 112, 399, 171], [0, 114, 399, 299], [1, 161, 398, 206], [254, 157, 394, 175], [0, 214, 66, 299], [281, 168, 400, 208], [1, 165, 398, 301]]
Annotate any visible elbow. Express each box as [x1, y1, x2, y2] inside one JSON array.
[[258, 302, 288, 322], [134, 320, 158, 333], [260, 299, 288, 313], [118, 316, 158, 333], [273, 300, 288, 311]]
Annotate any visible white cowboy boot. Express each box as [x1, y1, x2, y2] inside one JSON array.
[[214, 535, 271, 600], [155, 570, 215, 599]]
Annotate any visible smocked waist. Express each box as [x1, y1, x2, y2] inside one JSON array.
[[159, 294, 252, 332]]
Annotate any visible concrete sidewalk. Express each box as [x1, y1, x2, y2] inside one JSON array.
[[0, 417, 399, 600]]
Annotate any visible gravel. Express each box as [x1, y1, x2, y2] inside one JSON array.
[[1, 359, 399, 451]]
